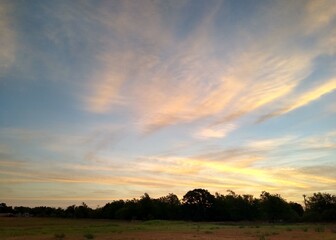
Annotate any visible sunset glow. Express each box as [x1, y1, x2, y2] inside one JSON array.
[[0, 0, 335, 207]]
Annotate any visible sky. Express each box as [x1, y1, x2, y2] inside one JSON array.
[[0, 0, 335, 208]]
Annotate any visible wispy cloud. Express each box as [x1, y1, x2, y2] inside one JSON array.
[[1, 0, 336, 205], [257, 78, 336, 122], [304, 0, 336, 33], [1, 130, 335, 202], [76, 0, 336, 136], [0, 2, 16, 75], [246, 136, 296, 151], [2, 0, 333, 133], [195, 124, 236, 139], [84, 70, 125, 113], [0, 126, 126, 166]]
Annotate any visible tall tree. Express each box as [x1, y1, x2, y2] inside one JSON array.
[[157, 193, 181, 219], [259, 191, 294, 222], [304, 192, 336, 221], [182, 188, 215, 221]]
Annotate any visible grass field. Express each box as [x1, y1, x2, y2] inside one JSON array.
[[1, 217, 336, 240]]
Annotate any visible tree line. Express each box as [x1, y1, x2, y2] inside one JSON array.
[[1, 189, 335, 222]]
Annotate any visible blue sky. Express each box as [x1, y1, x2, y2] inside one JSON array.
[[0, 0, 335, 207]]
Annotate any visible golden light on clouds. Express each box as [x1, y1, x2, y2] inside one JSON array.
[[259, 78, 336, 122], [0, 0, 335, 206], [288, 79, 336, 112]]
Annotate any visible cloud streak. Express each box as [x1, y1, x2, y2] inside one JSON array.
[[257, 78, 336, 122], [195, 124, 236, 139], [0, 1, 16, 75], [1, 130, 335, 202], [1, 0, 336, 205], [74, 0, 336, 136]]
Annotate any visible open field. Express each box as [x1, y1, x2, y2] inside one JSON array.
[[1, 217, 336, 240]]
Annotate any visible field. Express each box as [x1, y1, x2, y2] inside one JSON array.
[[1, 217, 336, 240]]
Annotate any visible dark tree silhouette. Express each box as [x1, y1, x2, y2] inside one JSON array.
[[74, 202, 91, 218], [3, 190, 336, 222], [182, 188, 215, 221], [212, 191, 259, 221], [156, 193, 181, 219], [139, 193, 153, 220], [0, 203, 13, 213], [289, 202, 304, 217], [259, 191, 296, 222], [304, 192, 336, 221], [102, 200, 125, 219]]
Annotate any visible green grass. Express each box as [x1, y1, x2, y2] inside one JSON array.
[[0, 218, 122, 238], [0, 217, 222, 239], [1, 217, 336, 240]]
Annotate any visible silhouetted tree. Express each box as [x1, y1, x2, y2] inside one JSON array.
[[304, 192, 336, 221], [74, 202, 91, 218], [259, 191, 295, 222], [4, 190, 336, 222], [65, 205, 76, 218], [182, 188, 215, 221], [102, 200, 125, 219], [156, 193, 181, 219], [31, 206, 58, 217], [289, 202, 304, 217], [138, 193, 154, 220], [0, 203, 13, 213], [115, 199, 139, 220], [212, 192, 230, 221], [212, 191, 259, 221], [13, 206, 31, 216]]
